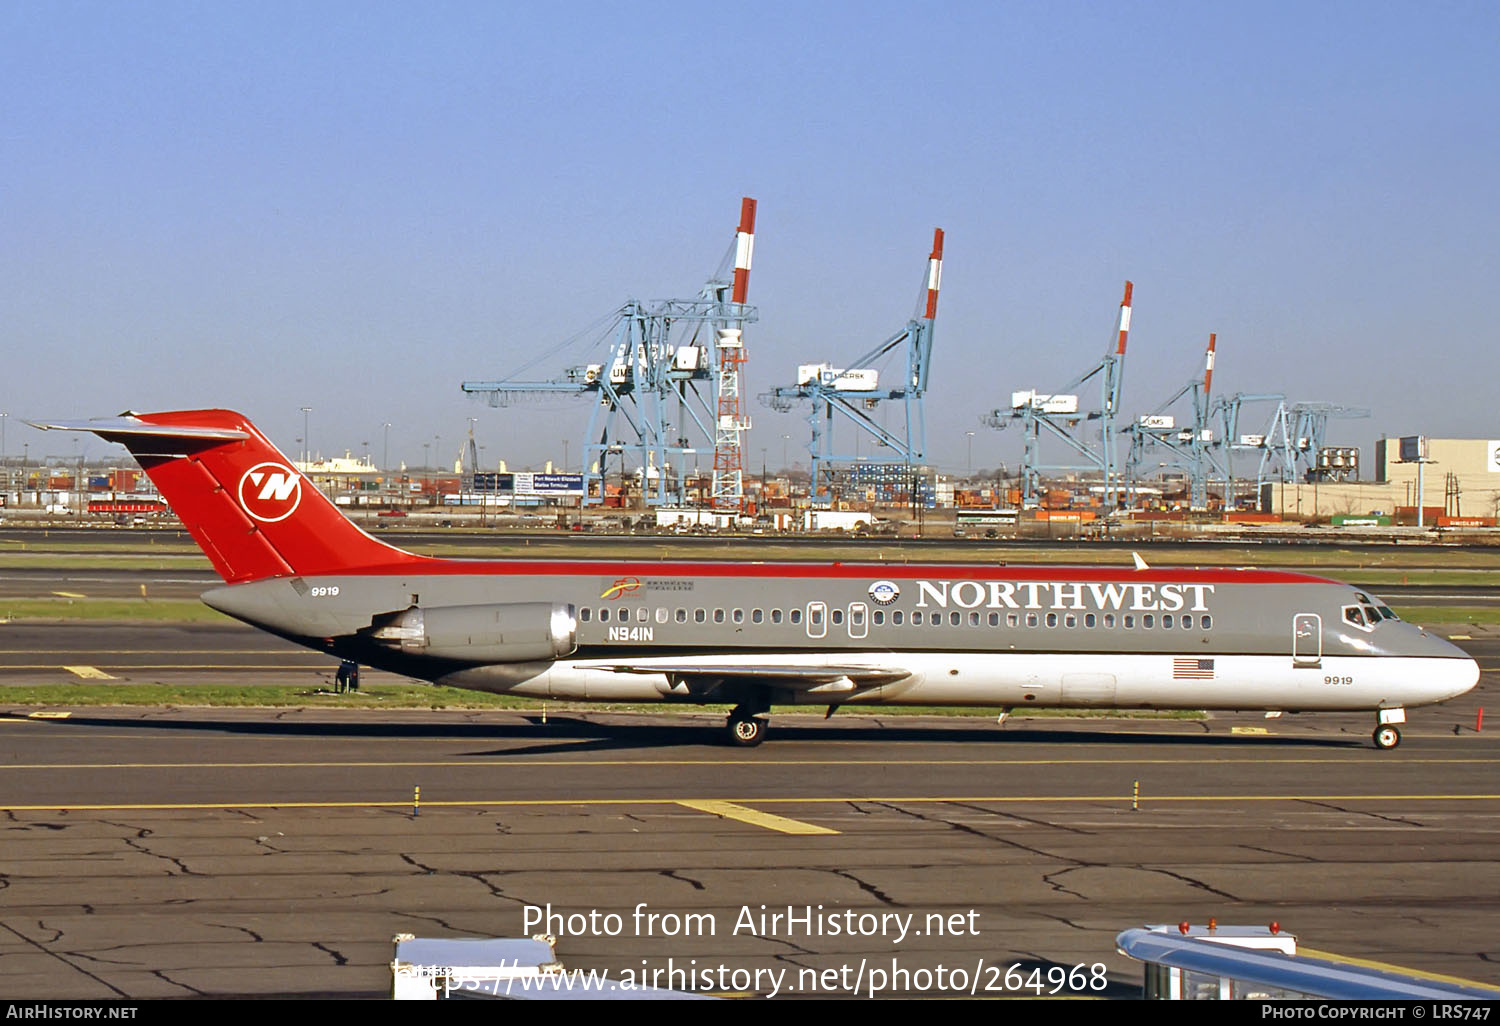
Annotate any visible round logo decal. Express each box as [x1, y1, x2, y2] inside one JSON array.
[[868, 580, 901, 605], [237, 462, 303, 523]]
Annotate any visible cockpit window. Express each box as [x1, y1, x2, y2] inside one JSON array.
[[1378, 605, 1399, 621], [1344, 606, 1367, 628]]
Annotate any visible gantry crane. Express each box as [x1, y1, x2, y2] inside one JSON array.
[[461, 199, 758, 508], [760, 228, 943, 503], [988, 281, 1133, 507]]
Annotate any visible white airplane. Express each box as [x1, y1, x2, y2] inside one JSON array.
[[33, 409, 1480, 749]]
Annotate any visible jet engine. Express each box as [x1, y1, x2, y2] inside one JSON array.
[[364, 602, 577, 663]]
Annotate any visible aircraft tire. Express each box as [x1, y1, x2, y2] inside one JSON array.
[[1373, 724, 1401, 750], [728, 715, 767, 747]]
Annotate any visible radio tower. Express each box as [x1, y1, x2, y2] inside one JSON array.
[[710, 197, 757, 511]]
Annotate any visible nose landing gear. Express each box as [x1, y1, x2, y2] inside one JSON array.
[[1373, 708, 1406, 750]]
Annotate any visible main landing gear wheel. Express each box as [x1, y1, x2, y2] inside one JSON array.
[[727, 714, 767, 747], [1373, 724, 1402, 750]]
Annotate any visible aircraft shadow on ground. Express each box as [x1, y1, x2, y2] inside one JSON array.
[[6, 710, 1367, 756]]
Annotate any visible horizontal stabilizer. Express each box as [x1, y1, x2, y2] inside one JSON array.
[[27, 415, 249, 442]]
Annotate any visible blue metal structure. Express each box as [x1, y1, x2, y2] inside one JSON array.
[[760, 229, 943, 503], [988, 281, 1133, 507], [461, 202, 758, 507]]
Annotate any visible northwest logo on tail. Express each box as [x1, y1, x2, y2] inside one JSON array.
[[237, 462, 303, 522]]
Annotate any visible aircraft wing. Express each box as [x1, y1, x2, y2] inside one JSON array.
[[581, 661, 911, 690]]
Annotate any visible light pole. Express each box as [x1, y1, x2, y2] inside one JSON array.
[[382, 422, 391, 471], [781, 434, 790, 471], [0, 412, 7, 493], [965, 431, 975, 472], [300, 407, 312, 467], [563, 439, 569, 473]]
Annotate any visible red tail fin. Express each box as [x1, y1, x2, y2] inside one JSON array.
[[32, 410, 430, 583]]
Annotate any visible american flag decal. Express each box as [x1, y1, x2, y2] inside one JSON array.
[[1173, 657, 1216, 680]]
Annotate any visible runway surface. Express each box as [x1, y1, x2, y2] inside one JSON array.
[[2, 699, 1499, 999]]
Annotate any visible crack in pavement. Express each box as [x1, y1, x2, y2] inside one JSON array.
[[151, 968, 205, 997], [1297, 799, 1425, 828], [659, 869, 705, 892], [949, 801, 1096, 837], [0, 921, 130, 997], [1241, 845, 1317, 862], [208, 923, 265, 943], [1143, 867, 1240, 901], [1040, 867, 1092, 900], [829, 869, 900, 907], [312, 941, 348, 966]]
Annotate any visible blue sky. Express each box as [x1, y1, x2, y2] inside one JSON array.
[[4, 1, 1497, 473]]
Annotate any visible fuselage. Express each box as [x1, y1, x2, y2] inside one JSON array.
[[203, 560, 1478, 714]]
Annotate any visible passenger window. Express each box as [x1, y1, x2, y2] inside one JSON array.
[[1046, 612, 1058, 628], [1064, 613, 1077, 629], [600, 608, 611, 623], [810, 607, 824, 625], [950, 612, 961, 626], [874, 610, 885, 625], [790, 608, 802, 624], [1143, 614, 1155, 629], [970, 612, 981, 627], [694, 608, 706, 623], [580, 607, 592, 622], [1026, 613, 1038, 627], [913, 611, 924, 625], [1007, 613, 1020, 628], [752, 609, 763, 624], [1104, 613, 1115, 628], [714, 609, 725, 624], [1201, 614, 1212, 630], [1162, 614, 1173, 629], [732, 609, 744, 624], [893, 611, 904, 625], [676, 608, 687, 623], [988, 612, 1000, 627], [771, 608, 783, 624], [1182, 615, 1193, 629], [1124, 615, 1135, 629], [831, 609, 843, 625], [655, 608, 668, 624], [1084, 613, 1096, 628]]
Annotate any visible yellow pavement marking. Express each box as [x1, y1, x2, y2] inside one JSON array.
[[4, 793, 1500, 813], [24, 711, 71, 720], [51, 591, 87, 599], [1450, 635, 1473, 640], [62, 666, 116, 680], [677, 799, 839, 835], [1298, 947, 1500, 991], [1230, 727, 1269, 735]]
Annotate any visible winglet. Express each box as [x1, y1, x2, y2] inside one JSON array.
[[1132, 551, 1150, 571]]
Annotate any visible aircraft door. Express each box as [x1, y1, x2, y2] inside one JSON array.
[[848, 602, 868, 639], [806, 602, 827, 639], [1292, 613, 1322, 668]]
